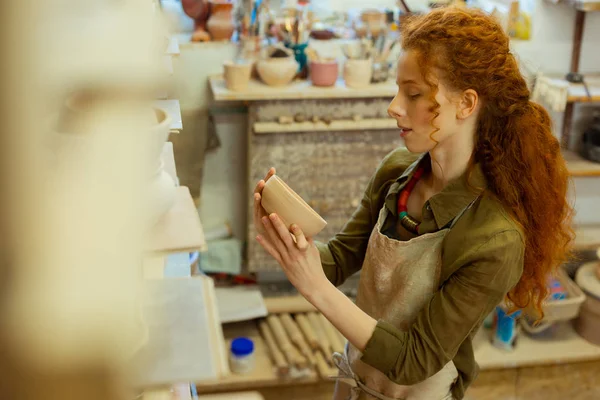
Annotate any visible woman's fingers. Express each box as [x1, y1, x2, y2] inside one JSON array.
[[264, 167, 276, 182], [256, 235, 282, 264], [262, 216, 289, 259], [269, 214, 295, 250], [291, 224, 309, 251], [253, 179, 265, 195]]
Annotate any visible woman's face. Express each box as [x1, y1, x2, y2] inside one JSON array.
[[388, 50, 462, 153]]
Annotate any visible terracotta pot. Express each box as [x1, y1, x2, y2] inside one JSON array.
[[310, 60, 338, 87], [223, 61, 253, 91], [206, 1, 235, 41], [256, 47, 298, 87], [261, 175, 327, 238], [344, 58, 373, 88]]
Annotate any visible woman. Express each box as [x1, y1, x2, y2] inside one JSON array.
[[252, 7, 574, 400]]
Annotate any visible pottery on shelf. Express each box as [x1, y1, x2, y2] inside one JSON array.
[[261, 175, 327, 238], [256, 46, 299, 87], [344, 58, 373, 88], [223, 61, 253, 91], [206, 1, 235, 42], [361, 10, 386, 37], [310, 59, 339, 87], [182, 0, 211, 42]]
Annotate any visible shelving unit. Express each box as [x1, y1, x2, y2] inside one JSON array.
[[559, 1, 600, 148]]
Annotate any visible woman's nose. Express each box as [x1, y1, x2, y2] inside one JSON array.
[[387, 96, 405, 119]]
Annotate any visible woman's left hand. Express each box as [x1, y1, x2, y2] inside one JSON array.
[[256, 213, 328, 298]]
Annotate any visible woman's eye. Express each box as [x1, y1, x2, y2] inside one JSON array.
[[409, 93, 421, 100]]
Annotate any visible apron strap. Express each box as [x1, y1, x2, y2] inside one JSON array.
[[329, 351, 406, 400]]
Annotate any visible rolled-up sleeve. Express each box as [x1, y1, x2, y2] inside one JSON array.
[[360, 230, 524, 385]]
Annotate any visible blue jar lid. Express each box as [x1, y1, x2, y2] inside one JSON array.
[[231, 337, 254, 356]]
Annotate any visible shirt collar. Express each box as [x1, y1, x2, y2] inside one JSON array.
[[429, 162, 487, 229], [384, 152, 487, 229]]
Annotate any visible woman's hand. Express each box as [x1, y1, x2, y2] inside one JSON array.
[[256, 213, 328, 298], [253, 168, 276, 238]]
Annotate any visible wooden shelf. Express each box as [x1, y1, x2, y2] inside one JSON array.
[[254, 118, 397, 134], [210, 75, 397, 102], [195, 321, 319, 393], [155, 99, 183, 131], [475, 322, 600, 370], [145, 186, 207, 254], [569, 0, 600, 11], [564, 150, 600, 177]]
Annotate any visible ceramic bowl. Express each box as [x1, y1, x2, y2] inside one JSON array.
[[310, 60, 339, 87], [261, 175, 327, 238], [256, 47, 299, 86]]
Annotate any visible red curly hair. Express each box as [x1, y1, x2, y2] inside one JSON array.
[[401, 8, 575, 315]]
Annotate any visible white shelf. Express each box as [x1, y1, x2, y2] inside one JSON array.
[[145, 186, 207, 254], [474, 322, 600, 370], [155, 99, 182, 131]]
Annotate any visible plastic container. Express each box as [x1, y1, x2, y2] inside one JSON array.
[[521, 268, 585, 334], [229, 337, 255, 374]]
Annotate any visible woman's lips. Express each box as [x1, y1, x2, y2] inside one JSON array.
[[400, 128, 412, 138]]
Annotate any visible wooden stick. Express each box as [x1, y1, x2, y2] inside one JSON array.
[[314, 350, 332, 378], [258, 320, 289, 376], [289, 341, 308, 369], [266, 314, 296, 366], [281, 313, 316, 366], [307, 312, 332, 358], [296, 313, 319, 350], [319, 313, 344, 354]]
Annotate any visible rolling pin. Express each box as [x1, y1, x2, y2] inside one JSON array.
[[319, 313, 345, 354], [258, 320, 289, 376], [296, 313, 319, 350], [280, 313, 316, 366], [267, 314, 306, 368], [307, 312, 332, 358], [289, 341, 308, 369]]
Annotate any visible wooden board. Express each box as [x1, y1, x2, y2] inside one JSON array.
[[253, 118, 397, 134], [475, 322, 600, 370], [563, 150, 600, 177], [145, 186, 208, 254], [210, 75, 397, 102], [195, 321, 319, 393], [155, 99, 183, 130]]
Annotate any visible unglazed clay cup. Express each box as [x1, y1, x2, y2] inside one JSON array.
[[261, 175, 327, 238], [223, 60, 253, 91]]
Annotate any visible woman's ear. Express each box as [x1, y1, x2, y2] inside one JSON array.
[[457, 89, 479, 119]]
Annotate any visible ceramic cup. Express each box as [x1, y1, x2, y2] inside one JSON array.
[[261, 175, 327, 238], [223, 61, 253, 91], [310, 60, 339, 87], [343, 58, 373, 88]]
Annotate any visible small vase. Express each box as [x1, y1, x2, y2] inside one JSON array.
[[206, 1, 235, 42]]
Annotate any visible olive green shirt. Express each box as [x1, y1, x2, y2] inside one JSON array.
[[315, 147, 524, 400]]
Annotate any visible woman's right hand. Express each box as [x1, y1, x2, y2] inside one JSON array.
[[253, 167, 276, 237]]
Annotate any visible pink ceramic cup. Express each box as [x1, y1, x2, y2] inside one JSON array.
[[310, 60, 339, 87]]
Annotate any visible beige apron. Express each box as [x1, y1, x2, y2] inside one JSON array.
[[332, 199, 477, 400]]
